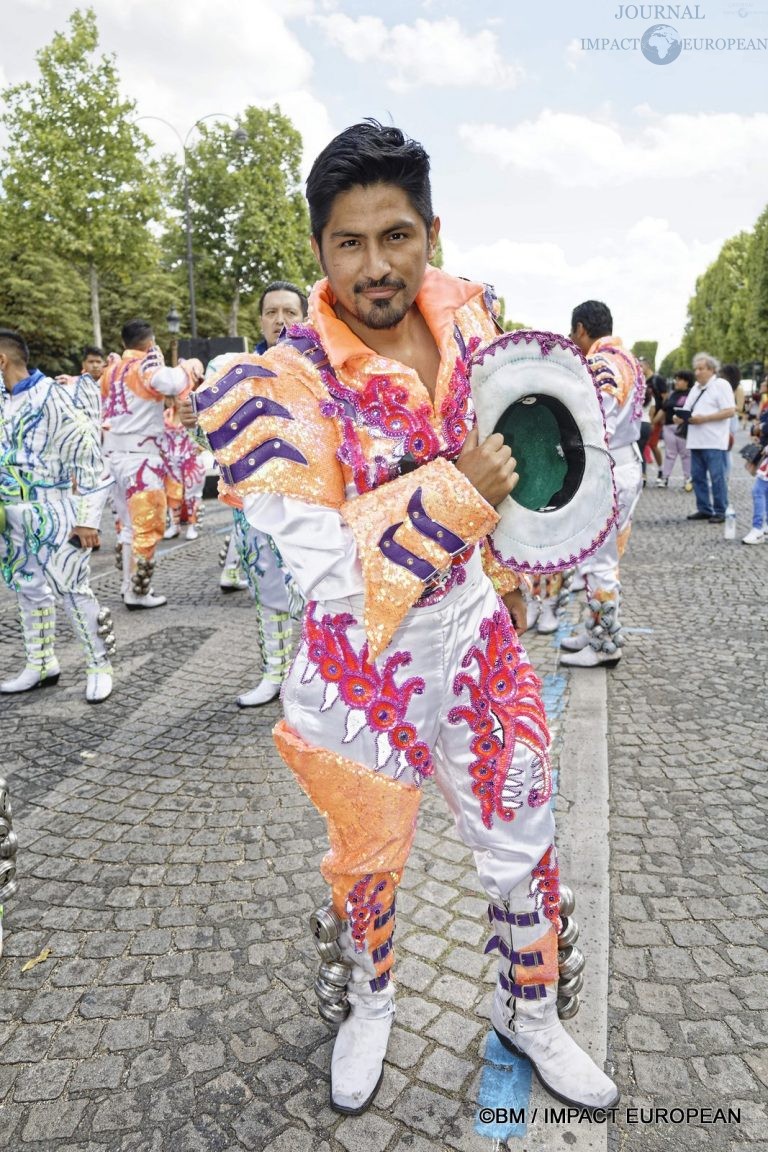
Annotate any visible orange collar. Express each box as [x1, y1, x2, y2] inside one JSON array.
[[308, 266, 484, 370], [588, 335, 626, 356]]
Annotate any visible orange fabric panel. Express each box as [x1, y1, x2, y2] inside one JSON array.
[[128, 489, 166, 559], [514, 926, 559, 987], [341, 457, 498, 658]]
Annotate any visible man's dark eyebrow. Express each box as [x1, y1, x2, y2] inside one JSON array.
[[329, 220, 416, 240]]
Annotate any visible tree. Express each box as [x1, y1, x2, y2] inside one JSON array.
[[658, 347, 686, 378], [165, 106, 316, 338], [680, 232, 752, 366], [496, 296, 527, 332], [631, 341, 658, 369], [746, 206, 768, 368], [0, 7, 163, 345]]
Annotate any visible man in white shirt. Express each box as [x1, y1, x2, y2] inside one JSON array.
[[676, 353, 736, 523]]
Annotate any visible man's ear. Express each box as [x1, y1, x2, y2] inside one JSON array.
[[428, 215, 441, 262], [310, 235, 324, 273]]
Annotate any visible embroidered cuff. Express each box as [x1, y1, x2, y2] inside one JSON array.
[[341, 457, 498, 658]]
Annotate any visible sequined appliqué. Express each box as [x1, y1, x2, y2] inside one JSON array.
[[448, 605, 551, 829], [529, 845, 562, 930], [300, 605, 434, 781]]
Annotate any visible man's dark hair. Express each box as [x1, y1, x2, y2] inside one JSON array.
[[306, 119, 434, 243], [121, 319, 154, 348], [673, 369, 694, 387], [0, 328, 29, 365], [258, 281, 308, 318], [82, 345, 104, 360], [648, 372, 668, 395], [719, 363, 741, 392], [571, 301, 613, 340]]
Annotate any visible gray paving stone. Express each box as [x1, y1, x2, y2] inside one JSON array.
[[336, 1111, 397, 1152], [14, 1057, 74, 1101], [417, 1045, 474, 1091], [392, 1083, 462, 1137]]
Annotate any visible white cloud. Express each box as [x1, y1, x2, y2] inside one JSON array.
[[441, 219, 721, 359], [565, 38, 585, 70], [313, 14, 524, 91], [458, 107, 768, 187]]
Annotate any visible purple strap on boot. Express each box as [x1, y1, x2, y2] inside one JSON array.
[[499, 973, 548, 1000], [484, 935, 544, 966], [488, 903, 541, 928]]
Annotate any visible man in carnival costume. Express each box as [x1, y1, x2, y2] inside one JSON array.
[[194, 122, 619, 1115], [560, 300, 644, 668], [0, 329, 114, 702], [100, 319, 203, 610]]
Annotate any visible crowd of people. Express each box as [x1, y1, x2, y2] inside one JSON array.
[[1, 117, 766, 1120]]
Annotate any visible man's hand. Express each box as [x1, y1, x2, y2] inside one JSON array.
[[182, 358, 205, 386], [70, 526, 100, 549], [502, 588, 527, 632], [178, 398, 197, 429], [455, 426, 519, 507]]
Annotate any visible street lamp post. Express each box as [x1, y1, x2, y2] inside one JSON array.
[[166, 307, 180, 367], [137, 114, 247, 340]]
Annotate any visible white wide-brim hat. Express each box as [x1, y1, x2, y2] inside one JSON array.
[[470, 330, 618, 574]]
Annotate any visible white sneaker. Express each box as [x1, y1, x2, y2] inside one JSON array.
[[236, 679, 281, 707], [123, 589, 167, 611], [331, 983, 395, 1114], [559, 631, 590, 653], [86, 668, 113, 703], [185, 525, 199, 541], [220, 567, 248, 592], [491, 990, 619, 1111], [163, 524, 179, 539], [0, 662, 61, 694], [655, 477, 668, 487], [525, 601, 540, 631], [537, 601, 559, 635], [560, 645, 621, 669], [742, 528, 765, 545]]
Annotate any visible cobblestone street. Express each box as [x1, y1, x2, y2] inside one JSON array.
[[0, 452, 766, 1152]]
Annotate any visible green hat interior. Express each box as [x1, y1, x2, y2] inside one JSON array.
[[494, 395, 586, 512]]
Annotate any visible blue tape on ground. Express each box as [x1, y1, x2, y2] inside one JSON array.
[[475, 1031, 532, 1140]]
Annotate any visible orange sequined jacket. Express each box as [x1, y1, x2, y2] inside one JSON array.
[[194, 267, 519, 657]]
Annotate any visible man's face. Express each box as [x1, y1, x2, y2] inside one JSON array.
[[260, 290, 304, 348], [569, 321, 592, 356], [82, 353, 105, 379], [694, 359, 714, 384], [638, 358, 652, 379], [311, 183, 439, 332], [674, 375, 690, 391]]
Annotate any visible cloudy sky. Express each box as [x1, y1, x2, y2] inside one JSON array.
[[3, 0, 767, 359]]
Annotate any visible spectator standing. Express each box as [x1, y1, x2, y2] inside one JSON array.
[[677, 353, 736, 523], [657, 370, 693, 489]]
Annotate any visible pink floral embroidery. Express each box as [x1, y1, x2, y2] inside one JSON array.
[[126, 457, 164, 500], [530, 845, 562, 930], [448, 605, 551, 829], [347, 875, 388, 952], [302, 606, 434, 780]]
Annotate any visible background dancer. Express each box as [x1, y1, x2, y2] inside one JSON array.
[[0, 329, 115, 702]]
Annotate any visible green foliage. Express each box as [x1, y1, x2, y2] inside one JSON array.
[[164, 105, 316, 336], [658, 347, 686, 378], [0, 7, 164, 341], [496, 296, 527, 332], [631, 341, 658, 369], [746, 206, 768, 362], [680, 231, 754, 365]]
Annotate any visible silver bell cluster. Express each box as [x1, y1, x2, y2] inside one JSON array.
[[115, 541, 123, 571], [309, 903, 351, 1027], [0, 778, 19, 906], [195, 502, 206, 524], [557, 884, 585, 1019], [96, 607, 117, 658], [131, 556, 156, 597], [587, 598, 623, 655], [218, 534, 231, 568]]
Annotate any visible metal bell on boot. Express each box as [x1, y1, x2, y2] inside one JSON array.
[[559, 884, 575, 918], [558, 915, 580, 949], [558, 945, 586, 981], [310, 905, 343, 944]]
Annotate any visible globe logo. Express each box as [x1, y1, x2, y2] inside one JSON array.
[[641, 24, 683, 64]]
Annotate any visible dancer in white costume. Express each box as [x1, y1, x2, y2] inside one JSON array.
[[195, 123, 619, 1116], [0, 330, 115, 702]]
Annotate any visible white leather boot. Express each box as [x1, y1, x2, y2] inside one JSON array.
[[488, 897, 618, 1111], [62, 592, 114, 703], [560, 645, 621, 669], [122, 547, 167, 610], [560, 597, 622, 669], [330, 976, 395, 1114], [536, 598, 559, 635], [525, 599, 540, 631], [559, 630, 590, 652], [236, 611, 292, 707], [0, 602, 60, 694], [491, 987, 619, 1109]]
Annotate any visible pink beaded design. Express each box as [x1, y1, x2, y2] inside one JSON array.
[[301, 606, 434, 781], [530, 845, 562, 930], [347, 874, 388, 953], [448, 605, 552, 829]]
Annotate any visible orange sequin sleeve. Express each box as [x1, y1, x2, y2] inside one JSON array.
[[341, 457, 499, 659], [192, 347, 345, 509], [479, 538, 527, 596]]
